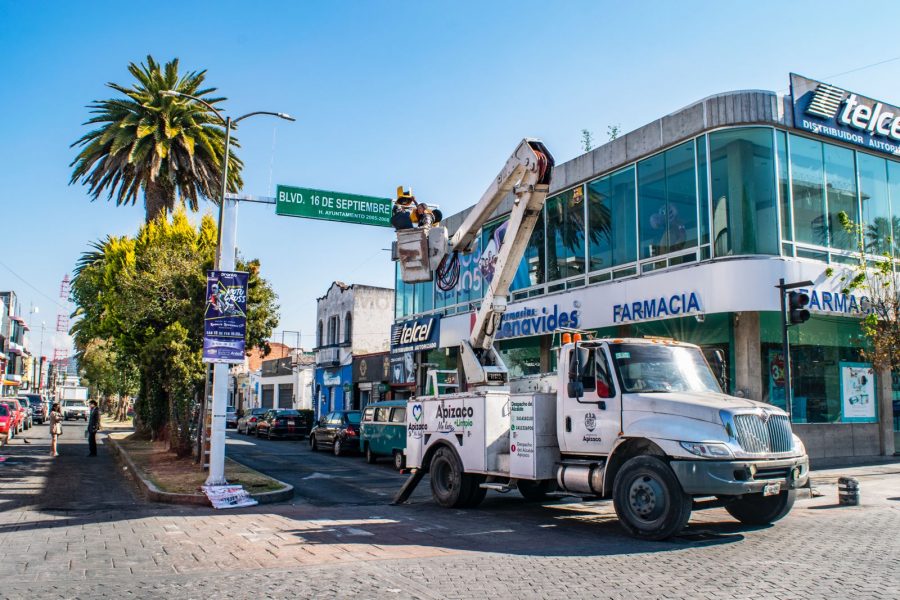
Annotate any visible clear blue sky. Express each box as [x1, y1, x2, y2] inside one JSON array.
[[2, 0, 899, 353]]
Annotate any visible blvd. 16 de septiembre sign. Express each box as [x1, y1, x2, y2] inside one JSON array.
[[276, 184, 393, 227]]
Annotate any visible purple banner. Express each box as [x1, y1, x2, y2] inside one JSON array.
[[203, 270, 248, 364]]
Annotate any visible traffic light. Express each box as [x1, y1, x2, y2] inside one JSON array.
[[788, 291, 810, 325]]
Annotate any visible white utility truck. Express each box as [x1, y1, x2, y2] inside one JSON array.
[[392, 139, 809, 540]]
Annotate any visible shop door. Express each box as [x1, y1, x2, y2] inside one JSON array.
[[261, 385, 275, 409]]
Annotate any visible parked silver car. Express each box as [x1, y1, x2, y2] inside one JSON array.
[[63, 400, 90, 421]]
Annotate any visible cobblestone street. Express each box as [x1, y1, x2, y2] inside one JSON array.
[[0, 426, 898, 599]]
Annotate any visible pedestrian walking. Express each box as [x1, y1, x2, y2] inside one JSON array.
[[49, 402, 62, 457], [87, 400, 100, 457]]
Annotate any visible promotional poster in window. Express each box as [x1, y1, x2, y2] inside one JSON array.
[[203, 270, 249, 364]]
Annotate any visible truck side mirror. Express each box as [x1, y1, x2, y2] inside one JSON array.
[[711, 349, 727, 387], [567, 381, 584, 399]]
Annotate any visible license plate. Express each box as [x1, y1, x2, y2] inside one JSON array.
[[763, 482, 781, 496], [287, 420, 295, 426]]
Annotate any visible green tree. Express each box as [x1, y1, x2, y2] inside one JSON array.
[[78, 338, 138, 415], [70, 55, 242, 222], [70, 208, 279, 453]]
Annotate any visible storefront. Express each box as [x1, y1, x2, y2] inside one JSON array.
[[389, 314, 442, 398], [394, 74, 900, 461], [352, 352, 391, 409]]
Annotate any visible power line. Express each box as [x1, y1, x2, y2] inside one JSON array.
[[822, 56, 900, 81], [0, 259, 68, 312]]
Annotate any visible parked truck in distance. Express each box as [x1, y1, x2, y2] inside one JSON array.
[[404, 336, 810, 540]]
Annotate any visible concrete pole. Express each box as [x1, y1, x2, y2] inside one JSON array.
[[206, 197, 239, 486]]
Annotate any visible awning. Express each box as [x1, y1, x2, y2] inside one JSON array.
[[6, 342, 24, 355], [1, 380, 21, 387]]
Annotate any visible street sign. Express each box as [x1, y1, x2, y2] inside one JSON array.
[[203, 270, 249, 364], [275, 185, 393, 227]]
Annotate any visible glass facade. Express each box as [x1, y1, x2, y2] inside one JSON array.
[[395, 125, 900, 320]]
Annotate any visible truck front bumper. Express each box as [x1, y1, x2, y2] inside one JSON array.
[[670, 456, 809, 496]]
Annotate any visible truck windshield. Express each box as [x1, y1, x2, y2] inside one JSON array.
[[609, 343, 721, 394]]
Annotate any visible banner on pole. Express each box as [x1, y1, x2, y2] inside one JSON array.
[[203, 270, 249, 364], [201, 485, 259, 509]]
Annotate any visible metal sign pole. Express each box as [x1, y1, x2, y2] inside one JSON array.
[[206, 197, 239, 486]]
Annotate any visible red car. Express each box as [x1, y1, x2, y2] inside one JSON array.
[[0, 399, 23, 434], [0, 403, 12, 436]]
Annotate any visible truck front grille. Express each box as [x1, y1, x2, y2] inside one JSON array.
[[733, 414, 793, 454]]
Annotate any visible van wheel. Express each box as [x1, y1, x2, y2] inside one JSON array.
[[612, 455, 692, 541], [518, 479, 557, 502], [365, 445, 377, 464], [725, 490, 796, 525], [393, 450, 406, 471], [430, 447, 474, 508]]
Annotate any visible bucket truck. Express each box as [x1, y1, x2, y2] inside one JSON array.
[[393, 139, 809, 540]]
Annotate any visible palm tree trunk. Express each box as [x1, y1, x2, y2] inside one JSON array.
[[144, 180, 174, 222]]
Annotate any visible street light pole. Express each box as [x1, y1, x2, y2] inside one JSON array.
[[160, 90, 294, 486]]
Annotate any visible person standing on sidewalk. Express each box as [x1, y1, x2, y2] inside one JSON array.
[[87, 400, 100, 457], [49, 403, 62, 457]]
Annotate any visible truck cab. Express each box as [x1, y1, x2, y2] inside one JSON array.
[[404, 336, 809, 540]]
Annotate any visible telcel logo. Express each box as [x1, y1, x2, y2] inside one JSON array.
[[807, 82, 900, 141], [398, 320, 433, 345]]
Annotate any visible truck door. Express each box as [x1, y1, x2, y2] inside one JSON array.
[[558, 344, 620, 456]]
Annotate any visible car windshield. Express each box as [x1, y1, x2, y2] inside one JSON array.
[[252, 408, 268, 415], [275, 410, 300, 416], [64, 401, 85, 407], [346, 412, 361, 424], [609, 343, 721, 394]]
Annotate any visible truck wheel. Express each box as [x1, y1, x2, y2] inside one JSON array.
[[725, 490, 796, 525], [365, 445, 377, 464], [393, 450, 406, 471], [612, 456, 692, 541], [430, 446, 474, 508], [518, 479, 557, 502], [460, 474, 487, 508]]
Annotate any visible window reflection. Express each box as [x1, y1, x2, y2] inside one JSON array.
[[638, 141, 698, 259]]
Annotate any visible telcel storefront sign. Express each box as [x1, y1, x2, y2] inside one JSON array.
[[791, 73, 900, 156], [391, 315, 441, 354]]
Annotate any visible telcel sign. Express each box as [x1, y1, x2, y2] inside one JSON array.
[[791, 73, 900, 156], [391, 315, 441, 354]]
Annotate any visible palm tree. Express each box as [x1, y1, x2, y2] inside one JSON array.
[[70, 55, 242, 222]]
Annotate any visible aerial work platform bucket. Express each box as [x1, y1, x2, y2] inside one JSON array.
[[395, 227, 447, 283]]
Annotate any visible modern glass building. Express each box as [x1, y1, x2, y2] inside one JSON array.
[[393, 75, 900, 461]]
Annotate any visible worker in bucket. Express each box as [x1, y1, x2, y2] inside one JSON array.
[[391, 186, 442, 230]]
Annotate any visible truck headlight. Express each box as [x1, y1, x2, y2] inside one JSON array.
[[679, 441, 734, 458], [792, 434, 806, 455]]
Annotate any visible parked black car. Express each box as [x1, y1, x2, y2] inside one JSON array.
[[309, 410, 362, 456], [18, 393, 46, 425], [255, 409, 313, 440], [237, 407, 269, 435]]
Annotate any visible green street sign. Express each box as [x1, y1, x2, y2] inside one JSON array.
[[275, 185, 393, 227]]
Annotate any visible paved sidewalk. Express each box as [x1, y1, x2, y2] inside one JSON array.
[[0, 429, 897, 599]]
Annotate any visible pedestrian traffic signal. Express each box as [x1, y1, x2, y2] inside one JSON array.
[[788, 291, 810, 325]]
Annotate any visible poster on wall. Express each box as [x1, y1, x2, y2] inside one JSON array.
[[767, 349, 786, 411], [390, 352, 416, 385], [840, 362, 877, 423], [203, 270, 248, 364]]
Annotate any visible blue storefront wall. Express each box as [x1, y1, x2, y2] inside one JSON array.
[[314, 364, 353, 419]]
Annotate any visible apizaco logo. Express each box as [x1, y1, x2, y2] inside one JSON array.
[[435, 405, 474, 419]]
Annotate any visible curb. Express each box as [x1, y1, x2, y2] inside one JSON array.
[[107, 435, 293, 506]]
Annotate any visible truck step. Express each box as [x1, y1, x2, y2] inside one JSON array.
[[479, 482, 514, 493]]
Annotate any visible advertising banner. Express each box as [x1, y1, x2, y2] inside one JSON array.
[[791, 73, 900, 157], [275, 185, 393, 227], [201, 485, 258, 509], [390, 315, 441, 354], [390, 352, 416, 385], [203, 270, 248, 364], [840, 362, 877, 423]]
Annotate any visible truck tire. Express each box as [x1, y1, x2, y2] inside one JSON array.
[[725, 489, 796, 525], [429, 446, 475, 508], [612, 456, 692, 541], [518, 479, 557, 502], [460, 474, 487, 508], [393, 450, 406, 471]]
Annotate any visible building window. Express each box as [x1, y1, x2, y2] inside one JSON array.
[[776, 130, 792, 242], [344, 313, 352, 344], [858, 152, 894, 255], [789, 135, 828, 247], [709, 128, 779, 256], [317, 320, 323, 347], [823, 144, 858, 251], [545, 187, 586, 281], [587, 165, 637, 272], [327, 316, 339, 345], [638, 141, 698, 260]]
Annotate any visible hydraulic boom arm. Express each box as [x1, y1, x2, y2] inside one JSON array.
[[394, 139, 554, 388]]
